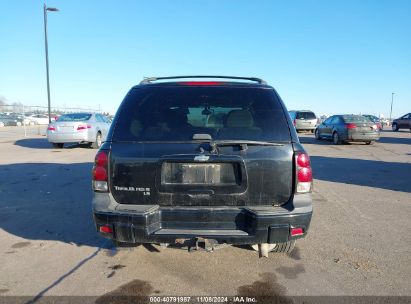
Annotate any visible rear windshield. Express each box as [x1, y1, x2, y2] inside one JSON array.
[[58, 113, 92, 122], [363, 115, 379, 122], [113, 86, 291, 142], [343, 115, 370, 123], [296, 112, 316, 120]]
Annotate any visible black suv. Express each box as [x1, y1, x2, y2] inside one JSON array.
[[92, 76, 313, 256]]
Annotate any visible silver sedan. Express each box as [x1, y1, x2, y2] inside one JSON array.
[[46, 113, 111, 149]]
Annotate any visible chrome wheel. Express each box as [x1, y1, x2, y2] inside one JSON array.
[[392, 123, 398, 131], [97, 133, 102, 147], [92, 132, 102, 149]]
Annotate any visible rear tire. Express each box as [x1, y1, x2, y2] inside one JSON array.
[[52, 143, 64, 148], [113, 240, 139, 248], [392, 123, 398, 131], [271, 241, 296, 253], [314, 129, 321, 140], [365, 141, 374, 145], [333, 132, 341, 145], [250, 241, 295, 253], [91, 132, 102, 149]]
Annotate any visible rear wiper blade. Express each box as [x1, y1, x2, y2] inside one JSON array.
[[213, 140, 284, 146], [213, 140, 283, 151], [191, 134, 283, 152]]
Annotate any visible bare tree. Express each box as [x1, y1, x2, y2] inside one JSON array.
[[0, 96, 6, 106], [12, 102, 24, 113]]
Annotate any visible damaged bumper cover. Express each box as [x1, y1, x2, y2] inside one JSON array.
[[92, 193, 312, 245]]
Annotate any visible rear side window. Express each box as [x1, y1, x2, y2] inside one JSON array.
[[95, 114, 105, 122], [331, 116, 343, 124], [323, 116, 334, 124], [58, 113, 92, 121], [296, 112, 316, 120], [113, 86, 291, 142]]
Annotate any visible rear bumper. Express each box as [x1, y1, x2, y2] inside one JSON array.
[[92, 193, 312, 245], [346, 132, 380, 142], [47, 131, 93, 143], [296, 125, 316, 131]]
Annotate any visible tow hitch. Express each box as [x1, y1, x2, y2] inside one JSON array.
[[175, 237, 224, 252]]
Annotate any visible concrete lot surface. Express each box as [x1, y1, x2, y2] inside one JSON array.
[[0, 127, 410, 301]]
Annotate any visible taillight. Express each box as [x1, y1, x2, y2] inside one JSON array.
[[296, 153, 310, 167], [92, 150, 109, 192], [298, 167, 312, 182], [77, 124, 92, 131], [94, 167, 107, 180], [295, 152, 312, 193], [47, 125, 56, 131], [345, 123, 357, 129], [291, 227, 304, 236], [99, 225, 113, 234], [293, 119, 296, 126]]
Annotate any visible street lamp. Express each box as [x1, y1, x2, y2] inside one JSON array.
[[389, 92, 395, 125], [43, 4, 59, 123]]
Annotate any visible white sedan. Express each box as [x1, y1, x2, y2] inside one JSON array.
[[26, 114, 50, 125], [46, 113, 111, 149]]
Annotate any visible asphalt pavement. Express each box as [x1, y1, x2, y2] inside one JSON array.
[[0, 128, 410, 302]]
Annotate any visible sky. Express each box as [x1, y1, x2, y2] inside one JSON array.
[[0, 0, 410, 117]]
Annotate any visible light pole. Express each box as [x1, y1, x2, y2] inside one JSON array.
[[43, 4, 59, 123], [389, 92, 395, 125]]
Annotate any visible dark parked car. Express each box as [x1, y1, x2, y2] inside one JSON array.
[[392, 113, 411, 131], [0, 114, 23, 126], [362, 114, 382, 131], [288, 110, 318, 133], [315, 114, 380, 145], [91, 76, 313, 256]]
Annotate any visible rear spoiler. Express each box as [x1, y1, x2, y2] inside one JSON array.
[[140, 75, 267, 85]]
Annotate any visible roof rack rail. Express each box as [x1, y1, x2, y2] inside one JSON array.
[[140, 75, 267, 85]]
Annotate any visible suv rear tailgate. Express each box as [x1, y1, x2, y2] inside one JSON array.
[[109, 142, 294, 207]]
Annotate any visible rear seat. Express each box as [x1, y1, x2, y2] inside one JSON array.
[[217, 110, 262, 140]]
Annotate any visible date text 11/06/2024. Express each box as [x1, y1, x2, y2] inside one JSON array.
[[149, 296, 258, 303]]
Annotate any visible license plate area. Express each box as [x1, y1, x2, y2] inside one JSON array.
[[161, 162, 239, 185], [58, 126, 74, 132], [358, 127, 369, 132]]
